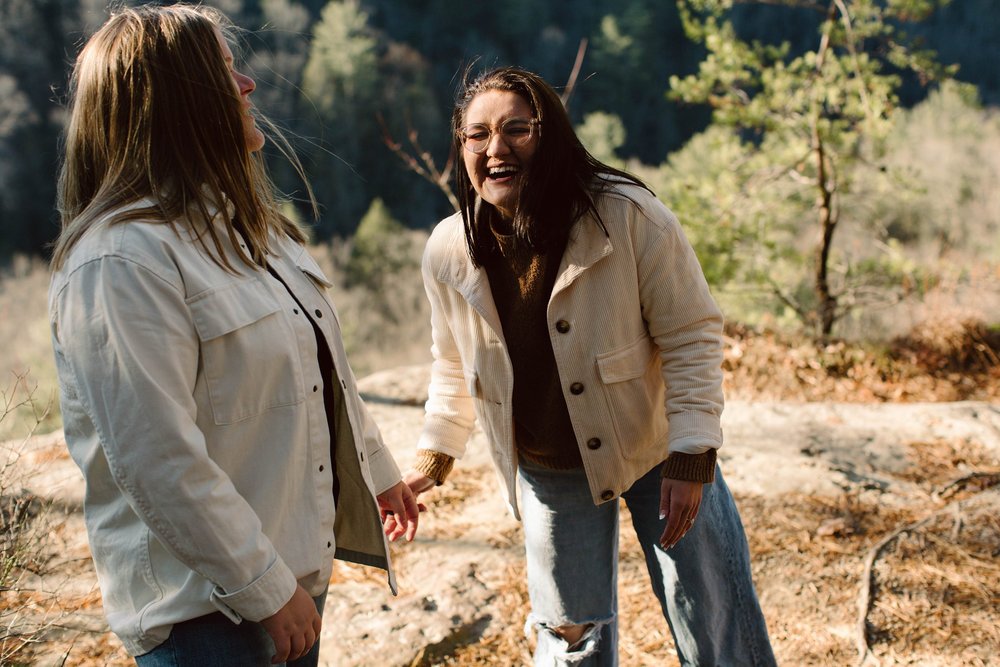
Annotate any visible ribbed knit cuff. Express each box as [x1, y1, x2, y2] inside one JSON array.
[[414, 449, 455, 486], [660, 449, 717, 484]]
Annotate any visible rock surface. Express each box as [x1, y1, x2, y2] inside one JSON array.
[[6, 363, 999, 666]]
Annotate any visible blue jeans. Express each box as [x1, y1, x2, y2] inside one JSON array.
[[518, 460, 776, 667], [135, 592, 327, 667]]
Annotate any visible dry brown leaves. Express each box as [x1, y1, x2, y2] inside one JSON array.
[[434, 436, 1000, 667], [722, 322, 1000, 404], [6, 323, 998, 665]]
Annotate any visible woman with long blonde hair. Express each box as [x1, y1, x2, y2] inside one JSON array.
[[50, 5, 419, 665]]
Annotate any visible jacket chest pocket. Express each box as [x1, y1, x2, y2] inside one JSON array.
[[596, 335, 665, 459], [188, 280, 305, 425]]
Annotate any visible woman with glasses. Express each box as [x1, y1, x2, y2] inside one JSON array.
[[48, 5, 419, 665], [386, 66, 776, 666]]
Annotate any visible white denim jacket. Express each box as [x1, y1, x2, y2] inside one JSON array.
[[417, 181, 725, 518], [49, 201, 400, 656]]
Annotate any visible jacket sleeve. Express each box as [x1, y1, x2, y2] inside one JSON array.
[[415, 237, 477, 459], [52, 254, 296, 622], [632, 198, 726, 455]]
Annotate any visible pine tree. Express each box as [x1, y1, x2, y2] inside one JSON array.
[[670, 0, 955, 337]]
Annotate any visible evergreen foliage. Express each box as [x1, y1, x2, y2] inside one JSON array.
[[0, 0, 997, 346], [669, 0, 957, 337], [344, 196, 414, 295]]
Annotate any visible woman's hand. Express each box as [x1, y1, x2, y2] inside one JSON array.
[[260, 584, 322, 664], [377, 480, 422, 542], [381, 470, 435, 542], [659, 478, 703, 550]]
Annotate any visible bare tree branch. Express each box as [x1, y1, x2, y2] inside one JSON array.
[[561, 38, 589, 108], [377, 112, 459, 212]]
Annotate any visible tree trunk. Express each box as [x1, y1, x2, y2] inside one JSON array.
[[813, 130, 838, 338], [813, 1, 840, 339]]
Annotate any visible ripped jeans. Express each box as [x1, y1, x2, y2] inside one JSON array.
[[518, 459, 776, 667]]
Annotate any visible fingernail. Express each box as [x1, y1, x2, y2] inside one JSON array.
[[658, 511, 665, 520]]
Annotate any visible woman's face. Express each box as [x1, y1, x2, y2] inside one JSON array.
[[461, 90, 538, 220], [215, 29, 265, 152]]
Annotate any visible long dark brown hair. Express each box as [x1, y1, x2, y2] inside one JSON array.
[[451, 66, 649, 267], [52, 3, 310, 271]]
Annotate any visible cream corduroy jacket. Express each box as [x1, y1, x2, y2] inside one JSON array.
[[416, 181, 725, 518], [49, 201, 400, 655]]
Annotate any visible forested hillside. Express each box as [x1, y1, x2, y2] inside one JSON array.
[[2, 0, 998, 249], [1, 0, 998, 339]]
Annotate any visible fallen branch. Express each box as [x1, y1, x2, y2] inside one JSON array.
[[856, 515, 931, 666], [933, 470, 1000, 500], [855, 484, 997, 666]]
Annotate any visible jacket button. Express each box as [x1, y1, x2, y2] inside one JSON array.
[[600, 490, 614, 501], [587, 438, 601, 450], [314, 309, 323, 318], [570, 382, 585, 395], [556, 319, 570, 333]]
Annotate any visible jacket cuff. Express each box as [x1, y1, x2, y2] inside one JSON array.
[[661, 449, 717, 484], [414, 449, 455, 485], [210, 555, 297, 623], [367, 443, 403, 495]]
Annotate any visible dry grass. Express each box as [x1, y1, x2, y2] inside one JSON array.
[[308, 237, 433, 378], [2, 242, 998, 665], [0, 258, 60, 441], [441, 445, 1000, 666], [8, 424, 1000, 666]]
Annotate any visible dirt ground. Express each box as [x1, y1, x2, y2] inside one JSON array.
[[3, 359, 999, 666]]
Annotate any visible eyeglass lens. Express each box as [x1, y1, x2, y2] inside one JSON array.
[[462, 119, 536, 153]]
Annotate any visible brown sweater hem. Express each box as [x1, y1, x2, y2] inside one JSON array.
[[516, 448, 583, 471]]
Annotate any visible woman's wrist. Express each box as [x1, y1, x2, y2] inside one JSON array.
[[413, 449, 455, 486], [660, 449, 717, 484]]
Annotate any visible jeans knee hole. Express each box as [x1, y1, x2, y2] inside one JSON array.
[[536, 621, 605, 662]]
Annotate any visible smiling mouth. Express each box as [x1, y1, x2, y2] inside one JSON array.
[[487, 165, 519, 181]]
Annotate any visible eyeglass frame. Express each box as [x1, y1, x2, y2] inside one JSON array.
[[457, 117, 542, 154]]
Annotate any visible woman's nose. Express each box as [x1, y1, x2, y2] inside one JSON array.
[[236, 72, 255, 96], [485, 131, 510, 157]]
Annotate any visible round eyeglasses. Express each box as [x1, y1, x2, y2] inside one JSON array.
[[459, 117, 541, 154]]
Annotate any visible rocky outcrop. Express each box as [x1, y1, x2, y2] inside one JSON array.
[[6, 363, 999, 665]]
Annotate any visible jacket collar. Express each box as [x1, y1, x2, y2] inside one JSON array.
[[554, 208, 613, 294], [436, 219, 504, 334], [437, 206, 613, 310]]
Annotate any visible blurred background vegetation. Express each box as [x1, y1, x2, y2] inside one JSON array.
[[0, 5, 997, 663], [0, 0, 998, 440]]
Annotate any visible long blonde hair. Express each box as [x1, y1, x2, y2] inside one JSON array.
[[52, 3, 309, 271]]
